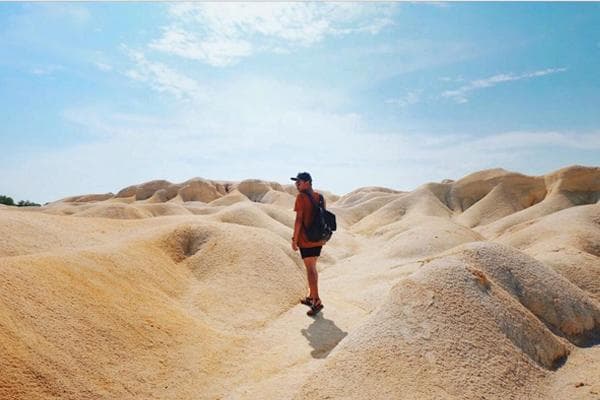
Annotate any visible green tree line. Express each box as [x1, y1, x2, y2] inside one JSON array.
[[0, 195, 41, 207]]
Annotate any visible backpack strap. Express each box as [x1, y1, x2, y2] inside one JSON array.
[[303, 191, 323, 209], [302, 192, 321, 232]]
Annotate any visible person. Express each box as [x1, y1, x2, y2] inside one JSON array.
[[291, 172, 327, 316]]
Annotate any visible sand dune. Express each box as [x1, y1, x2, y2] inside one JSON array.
[[1, 165, 599, 399], [1, 227, 234, 400], [492, 204, 600, 302], [295, 243, 582, 400]]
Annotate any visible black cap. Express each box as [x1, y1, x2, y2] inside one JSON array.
[[291, 172, 312, 182]]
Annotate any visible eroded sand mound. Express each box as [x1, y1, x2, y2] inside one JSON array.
[[493, 203, 600, 302], [2, 165, 599, 399], [1, 231, 233, 400], [1, 216, 306, 399], [161, 223, 305, 329], [177, 178, 224, 203], [49, 178, 337, 218], [296, 242, 599, 400]]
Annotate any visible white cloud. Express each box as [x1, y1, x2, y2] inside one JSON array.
[[11, 119, 598, 203], [149, 27, 253, 67], [442, 67, 568, 103], [149, 3, 395, 67], [439, 76, 464, 83], [386, 90, 423, 108], [7, 71, 598, 203], [122, 46, 204, 100]]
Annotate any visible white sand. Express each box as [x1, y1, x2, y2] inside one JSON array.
[[1, 165, 599, 399]]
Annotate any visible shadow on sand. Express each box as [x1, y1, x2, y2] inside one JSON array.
[[301, 312, 348, 359]]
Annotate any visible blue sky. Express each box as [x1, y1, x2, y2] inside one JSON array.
[[1, 2, 599, 203]]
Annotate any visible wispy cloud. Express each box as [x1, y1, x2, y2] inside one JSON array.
[[38, 74, 600, 201], [8, 58, 599, 202], [122, 46, 204, 101], [94, 62, 113, 72], [442, 67, 568, 103], [91, 51, 113, 72], [385, 90, 423, 108], [149, 3, 395, 67], [14, 97, 600, 202], [30, 64, 65, 76], [439, 76, 464, 83], [149, 27, 253, 68]]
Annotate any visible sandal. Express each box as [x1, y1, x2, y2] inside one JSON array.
[[307, 300, 324, 316], [300, 297, 313, 307]]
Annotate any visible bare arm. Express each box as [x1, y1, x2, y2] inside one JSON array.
[[292, 211, 303, 250]]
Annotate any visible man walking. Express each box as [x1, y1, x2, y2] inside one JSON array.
[[291, 172, 326, 316]]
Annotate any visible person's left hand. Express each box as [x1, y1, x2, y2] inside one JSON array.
[[292, 240, 298, 251]]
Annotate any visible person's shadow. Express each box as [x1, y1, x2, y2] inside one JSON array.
[[301, 313, 348, 359]]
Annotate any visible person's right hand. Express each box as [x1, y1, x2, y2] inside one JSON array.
[[291, 240, 298, 251]]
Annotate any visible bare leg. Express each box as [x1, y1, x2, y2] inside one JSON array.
[[303, 256, 319, 302]]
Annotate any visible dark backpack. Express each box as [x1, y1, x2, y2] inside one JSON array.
[[303, 192, 337, 242]]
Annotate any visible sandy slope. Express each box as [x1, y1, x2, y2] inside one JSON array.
[[1, 165, 599, 399]]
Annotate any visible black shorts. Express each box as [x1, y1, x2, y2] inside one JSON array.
[[299, 246, 322, 259]]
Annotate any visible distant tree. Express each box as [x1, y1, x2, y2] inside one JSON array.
[[17, 200, 41, 207], [0, 195, 41, 207], [0, 195, 15, 206]]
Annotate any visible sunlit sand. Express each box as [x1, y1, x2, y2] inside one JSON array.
[[1, 165, 599, 399]]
